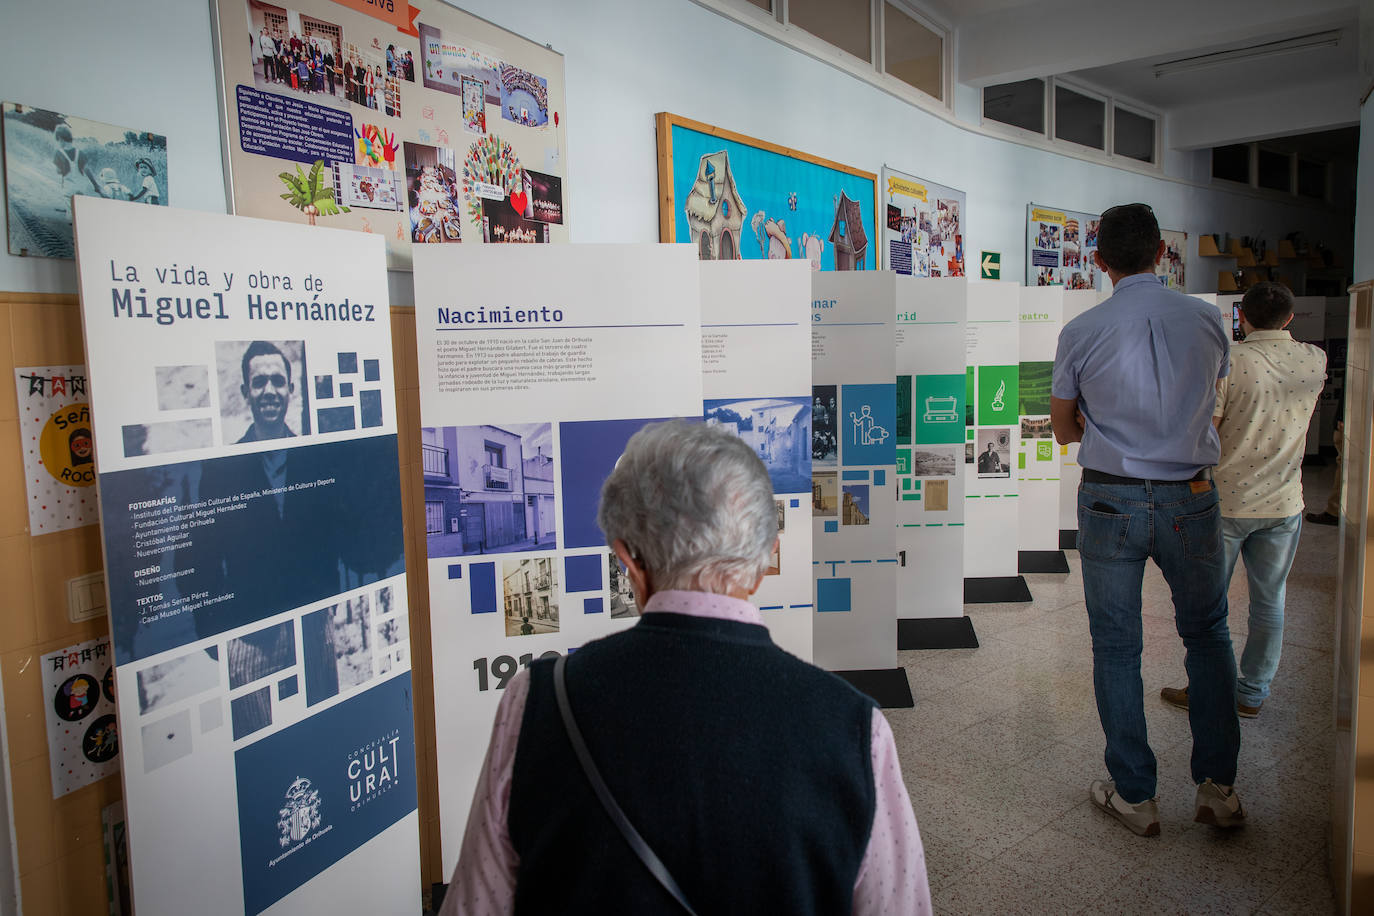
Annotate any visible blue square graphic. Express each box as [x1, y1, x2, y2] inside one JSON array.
[[583, 597, 604, 615], [315, 375, 334, 400], [565, 554, 603, 592], [360, 389, 383, 428], [824, 520, 838, 533], [447, 564, 463, 579], [469, 562, 497, 613], [874, 469, 886, 487], [790, 499, 800, 508], [817, 577, 852, 612], [278, 675, 298, 700], [559, 416, 690, 548], [340, 382, 354, 397], [317, 405, 356, 432], [364, 359, 380, 381], [840, 383, 897, 467], [338, 352, 358, 373]]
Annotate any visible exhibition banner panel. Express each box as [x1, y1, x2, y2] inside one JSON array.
[[1017, 286, 1063, 553], [963, 281, 1021, 579], [73, 196, 417, 915], [413, 243, 704, 874], [701, 260, 815, 660], [657, 113, 878, 272], [210, 0, 569, 270], [811, 272, 898, 671], [1058, 290, 1098, 540], [894, 277, 966, 619], [880, 167, 966, 278]]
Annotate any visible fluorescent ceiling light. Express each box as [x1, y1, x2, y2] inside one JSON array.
[[1153, 29, 1342, 78]]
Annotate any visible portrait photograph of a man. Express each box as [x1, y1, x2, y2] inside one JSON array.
[[215, 340, 310, 443]]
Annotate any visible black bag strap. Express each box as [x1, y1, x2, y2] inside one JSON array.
[[553, 654, 699, 916]]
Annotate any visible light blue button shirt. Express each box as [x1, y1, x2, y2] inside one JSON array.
[[1052, 273, 1230, 480]]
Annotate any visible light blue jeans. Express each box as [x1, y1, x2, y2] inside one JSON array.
[[1223, 513, 1303, 707]]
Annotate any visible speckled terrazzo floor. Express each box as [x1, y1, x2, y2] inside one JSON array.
[[889, 465, 1339, 915]]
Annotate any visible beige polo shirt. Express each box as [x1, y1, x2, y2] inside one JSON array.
[[1213, 329, 1326, 517]]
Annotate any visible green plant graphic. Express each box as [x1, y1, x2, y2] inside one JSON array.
[[278, 160, 349, 226]]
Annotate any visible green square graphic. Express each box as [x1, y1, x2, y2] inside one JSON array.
[[1018, 360, 1054, 416], [966, 428, 974, 441], [896, 375, 912, 445], [902, 477, 911, 490], [1037, 441, 1054, 461], [977, 365, 1019, 426], [912, 480, 921, 490], [896, 448, 911, 474], [914, 374, 965, 444], [1018, 452, 1026, 470]]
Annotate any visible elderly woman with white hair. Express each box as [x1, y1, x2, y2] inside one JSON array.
[[441, 420, 929, 915]]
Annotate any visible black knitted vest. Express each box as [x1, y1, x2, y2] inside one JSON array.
[[508, 612, 877, 915]]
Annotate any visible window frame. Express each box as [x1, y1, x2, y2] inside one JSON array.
[[980, 76, 1163, 174], [1051, 79, 1109, 153], [694, 0, 953, 112]]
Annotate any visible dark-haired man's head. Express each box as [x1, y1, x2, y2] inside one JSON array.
[[239, 341, 294, 440], [1094, 203, 1162, 276], [1239, 282, 1295, 331]]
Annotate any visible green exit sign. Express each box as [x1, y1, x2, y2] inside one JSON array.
[[980, 251, 1001, 280]]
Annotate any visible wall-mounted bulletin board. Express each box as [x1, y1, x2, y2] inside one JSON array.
[[210, 0, 569, 270], [656, 113, 877, 272]]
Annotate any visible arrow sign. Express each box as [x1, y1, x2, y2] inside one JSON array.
[[980, 251, 1001, 280]]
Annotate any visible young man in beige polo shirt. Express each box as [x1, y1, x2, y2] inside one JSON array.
[[1162, 282, 1326, 717]]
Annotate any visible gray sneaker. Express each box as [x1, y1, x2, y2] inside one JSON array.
[[1194, 779, 1245, 828], [1090, 779, 1160, 837]]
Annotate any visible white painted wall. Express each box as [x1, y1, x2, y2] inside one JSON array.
[[0, 0, 1356, 300]]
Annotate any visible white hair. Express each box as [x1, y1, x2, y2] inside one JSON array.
[[597, 420, 777, 595]]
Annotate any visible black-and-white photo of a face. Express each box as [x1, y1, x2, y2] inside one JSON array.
[[216, 340, 308, 444], [244, 349, 292, 436]]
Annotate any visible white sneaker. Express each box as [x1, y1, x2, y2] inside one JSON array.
[[1194, 779, 1245, 828], [1089, 779, 1160, 837]]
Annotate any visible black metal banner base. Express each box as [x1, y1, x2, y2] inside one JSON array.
[[833, 667, 914, 708], [1059, 529, 1077, 550], [963, 575, 1032, 603], [897, 616, 979, 650], [1019, 549, 1070, 574]]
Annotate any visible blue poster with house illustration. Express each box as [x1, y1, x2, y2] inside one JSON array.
[[669, 122, 876, 272]]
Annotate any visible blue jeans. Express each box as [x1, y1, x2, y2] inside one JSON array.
[[1078, 480, 1240, 803], [1223, 514, 1303, 706]]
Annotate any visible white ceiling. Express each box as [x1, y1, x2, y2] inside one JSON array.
[[921, 0, 1365, 148]]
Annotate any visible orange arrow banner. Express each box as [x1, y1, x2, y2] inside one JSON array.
[[331, 0, 421, 37]]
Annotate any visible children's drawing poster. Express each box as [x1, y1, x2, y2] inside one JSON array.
[[658, 113, 877, 271], [700, 259, 814, 659], [210, 0, 569, 269], [15, 365, 99, 534], [1026, 203, 1100, 290], [881, 167, 966, 279], [413, 243, 703, 875], [74, 196, 417, 916], [42, 637, 119, 797]]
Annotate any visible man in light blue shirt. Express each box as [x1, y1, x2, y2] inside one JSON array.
[[1051, 204, 1243, 838]]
